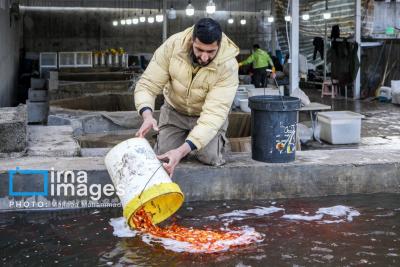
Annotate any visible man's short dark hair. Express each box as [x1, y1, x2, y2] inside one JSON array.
[[253, 44, 260, 49], [193, 18, 222, 45]]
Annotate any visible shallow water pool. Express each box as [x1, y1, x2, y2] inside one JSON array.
[[1, 193, 399, 266]]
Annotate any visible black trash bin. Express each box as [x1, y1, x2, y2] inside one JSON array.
[[248, 96, 301, 163]]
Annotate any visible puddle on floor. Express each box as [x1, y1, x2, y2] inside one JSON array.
[[0, 193, 399, 266]]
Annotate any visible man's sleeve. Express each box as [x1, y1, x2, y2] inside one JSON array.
[[240, 54, 254, 66], [186, 59, 239, 150], [134, 38, 174, 113], [267, 53, 274, 67]]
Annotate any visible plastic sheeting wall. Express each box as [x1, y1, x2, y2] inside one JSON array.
[[274, 0, 356, 67]]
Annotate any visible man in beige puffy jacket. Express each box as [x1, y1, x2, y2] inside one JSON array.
[[135, 18, 239, 176]]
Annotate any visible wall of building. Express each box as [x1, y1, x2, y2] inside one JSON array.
[[0, 5, 21, 107]]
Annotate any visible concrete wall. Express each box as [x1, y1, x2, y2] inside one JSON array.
[[0, 5, 21, 107]]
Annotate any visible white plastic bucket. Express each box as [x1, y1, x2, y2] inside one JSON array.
[[106, 54, 112, 66], [379, 86, 392, 101], [391, 81, 400, 104], [104, 138, 184, 228], [93, 54, 99, 66]]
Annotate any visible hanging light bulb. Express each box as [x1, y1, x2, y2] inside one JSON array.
[[120, 19, 126, 25], [323, 11, 331, 19], [240, 16, 246, 25], [126, 18, 132, 25], [228, 17, 234, 24], [302, 13, 310, 21], [267, 16, 274, 23], [112, 20, 118, 26], [206, 0, 216, 14], [168, 6, 177, 19], [132, 14, 139, 24], [284, 15, 291, 22], [147, 11, 154, 24], [139, 16, 146, 22], [186, 1, 194, 16], [156, 11, 163, 23], [139, 10, 146, 22]]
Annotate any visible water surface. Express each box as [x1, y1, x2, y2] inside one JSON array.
[[1, 193, 399, 266]]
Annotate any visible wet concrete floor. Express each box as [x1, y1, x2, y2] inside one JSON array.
[[301, 88, 400, 150], [304, 88, 400, 138]]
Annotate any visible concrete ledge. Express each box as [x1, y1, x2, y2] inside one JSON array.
[[28, 88, 48, 102], [0, 105, 27, 154], [27, 100, 49, 123], [48, 109, 161, 135], [50, 80, 131, 100], [0, 148, 399, 210], [30, 78, 46, 89], [27, 126, 80, 157]]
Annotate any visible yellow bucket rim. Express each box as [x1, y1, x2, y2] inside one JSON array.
[[123, 182, 184, 228]]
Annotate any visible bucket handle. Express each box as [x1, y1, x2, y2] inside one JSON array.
[[266, 69, 286, 110], [138, 164, 163, 199]]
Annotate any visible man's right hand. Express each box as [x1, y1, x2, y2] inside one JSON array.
[[135, 109, 159, 138]]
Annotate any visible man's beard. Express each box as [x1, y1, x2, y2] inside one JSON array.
[[190, 50, 213, 67]]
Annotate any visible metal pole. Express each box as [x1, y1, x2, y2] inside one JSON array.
[[323, 0, 328, 81], [354, 0, 361, 99], [271, 1, 276, 56], [162, 0, 167, 42], [290, 0, 299, 94]]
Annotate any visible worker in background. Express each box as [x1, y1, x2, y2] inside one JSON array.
[[134, 18, 239, 177], [239, 44, 275, 88]]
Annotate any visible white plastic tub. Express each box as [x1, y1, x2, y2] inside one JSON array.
[[233, 87, 248, 108], [392, 80, 400, 105], [239, 99, 251, 113], [317, 111, 365, 144]]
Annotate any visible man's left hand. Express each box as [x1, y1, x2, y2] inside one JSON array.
[[157, 143, 191, 177]]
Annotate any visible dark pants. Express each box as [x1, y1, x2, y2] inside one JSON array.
[[252, 67, 268, 88]]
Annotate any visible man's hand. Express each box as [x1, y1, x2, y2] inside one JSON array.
[[271, 66, 276, 79], [157, 143, 191, 177], [135, 109, 159, 138]]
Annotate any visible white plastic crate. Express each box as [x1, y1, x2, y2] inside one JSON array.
[[76, 52, 92, 67], [59, 52, 76, 67], [317, 111, 365, 144], [39, 52, 57, 68], [39, 52, 58, 76], [59, 52, 93, 68]]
